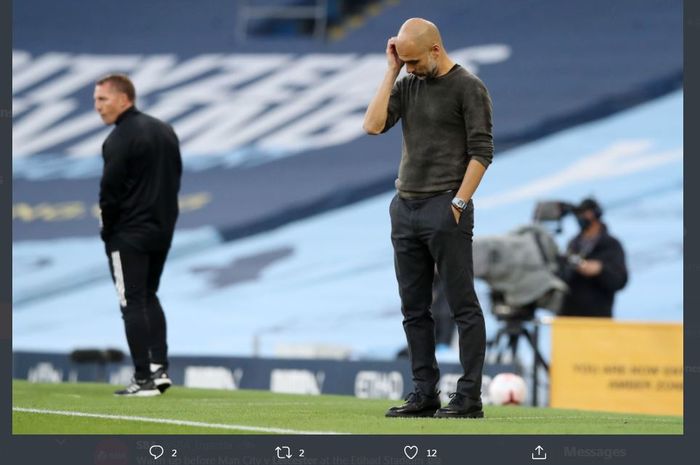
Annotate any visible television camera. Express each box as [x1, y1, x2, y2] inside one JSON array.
[[475, 199, 591, 393]]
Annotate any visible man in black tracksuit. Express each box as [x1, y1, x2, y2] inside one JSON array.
[[94, 74, 182, 396], [560, 198, 628, 317]]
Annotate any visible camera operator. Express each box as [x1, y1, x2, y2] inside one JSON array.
[[560, 198, 628, 317]]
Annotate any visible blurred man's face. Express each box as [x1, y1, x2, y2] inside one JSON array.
[[576, 209, 597, 231], [397, 43, 439, 80], [93, 83, 131, 125], [579, 209, 596, 221]]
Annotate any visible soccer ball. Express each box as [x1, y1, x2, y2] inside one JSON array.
[[488, 373, 527, 405]]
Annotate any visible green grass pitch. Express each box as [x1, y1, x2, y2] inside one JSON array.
[[12, 380, 682, 435]]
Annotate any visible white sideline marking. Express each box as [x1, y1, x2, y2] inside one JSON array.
[[476, 415, 680, 423], [13, 407, 343, 435]]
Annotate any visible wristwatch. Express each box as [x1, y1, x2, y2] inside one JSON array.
[[451, 197, 469, 212]]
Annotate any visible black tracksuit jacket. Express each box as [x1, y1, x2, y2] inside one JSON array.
[[99, 107, 182, 252]]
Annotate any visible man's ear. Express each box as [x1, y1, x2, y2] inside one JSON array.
[[119, 93, 131, 108]]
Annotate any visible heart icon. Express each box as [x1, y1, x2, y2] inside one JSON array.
[[403, 445, 418, 460]]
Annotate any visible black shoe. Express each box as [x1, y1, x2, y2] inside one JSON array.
[[151, 367, 172, 394], [114, 378, 161, 397], [385, 390, 441, 418], [434, 392, 484, 418]]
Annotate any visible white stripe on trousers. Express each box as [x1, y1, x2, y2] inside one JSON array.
[[111, 250, 127, 307]]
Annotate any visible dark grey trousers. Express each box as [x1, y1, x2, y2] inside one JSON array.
[[431, 270, 456, 346], [390, 191, 485, 403]]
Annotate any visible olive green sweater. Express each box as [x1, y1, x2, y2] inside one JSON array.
[[383, 64, 494, 199]]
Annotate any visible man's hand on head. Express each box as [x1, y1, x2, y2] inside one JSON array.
[[387, 37, 404, 72]]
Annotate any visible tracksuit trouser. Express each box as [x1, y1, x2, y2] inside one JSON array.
[[106, 241, 169, 380]]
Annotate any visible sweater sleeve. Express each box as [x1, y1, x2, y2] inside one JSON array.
[[463, 78, 494, 169], [381, 79, 402, 133]]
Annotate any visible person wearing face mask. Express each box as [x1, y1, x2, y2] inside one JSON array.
[[560, 198, 628, 317]]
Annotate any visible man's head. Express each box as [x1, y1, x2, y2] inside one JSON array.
[[94, 74, 136, 125], [394, 18, 445, 79], [574, 198, 603, 231]]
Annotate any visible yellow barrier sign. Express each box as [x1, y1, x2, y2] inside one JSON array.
[[550, 317, 682, 416]]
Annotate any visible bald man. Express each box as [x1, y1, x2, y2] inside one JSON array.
[[363, 18, 493, 418]]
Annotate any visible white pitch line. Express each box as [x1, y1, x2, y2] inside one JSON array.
[[479, 415, 681, 423], [13, 407, 343, 435]]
